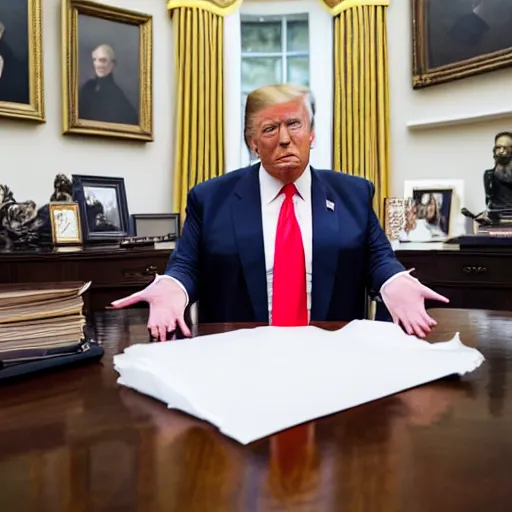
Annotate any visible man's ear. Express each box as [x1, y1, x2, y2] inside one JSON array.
[[309, 129, 316, 147]]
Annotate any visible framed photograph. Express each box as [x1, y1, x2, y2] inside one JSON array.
[[71, 175, 130, 243], [62, 0, 153, 141], [131, 213, 180, 238], [412, 0, 512, 88], [404, 179, 466, 237], [0, 0, 44, 122], [49, 202, 82, 245]]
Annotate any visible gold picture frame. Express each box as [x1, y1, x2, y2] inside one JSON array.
[[49, 202, 83, 245], [62, 0, 153, 141], [412, 0, 512, 89], [0, 0, 45, 122]]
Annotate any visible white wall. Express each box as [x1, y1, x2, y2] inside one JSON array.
[[0, 0, 174, 214], [388, 0, 512, 214]]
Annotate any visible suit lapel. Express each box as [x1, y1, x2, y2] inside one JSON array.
[[311, 169, 339, 321], [231, 164, 269, 322]]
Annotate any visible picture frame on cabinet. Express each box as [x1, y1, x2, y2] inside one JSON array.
[[131, 213, 180, 239], [49, 202, 82, 245], [412, 0, 512, 89], [62, 0, 153, 141], [0, 0, 45, 122], [71, 174, 130, 243]]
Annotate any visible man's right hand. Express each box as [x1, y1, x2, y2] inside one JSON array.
[[111, 276, 191, 341]]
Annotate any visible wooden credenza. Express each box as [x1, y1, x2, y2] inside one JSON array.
[[395, 242, 512, 311], [1, 242, 509, 313], [0, 245, 173, 312]]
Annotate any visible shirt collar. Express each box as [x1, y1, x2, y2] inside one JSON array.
[[258, 163, 311, 204]]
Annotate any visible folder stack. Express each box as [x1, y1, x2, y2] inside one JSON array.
[[0, 281, 91, 367]]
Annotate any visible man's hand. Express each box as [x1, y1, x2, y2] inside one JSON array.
[[381, 272, 449, 338], [111, 276, 191, 341]]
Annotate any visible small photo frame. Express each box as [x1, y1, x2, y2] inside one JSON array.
[[49, 202, 82, 245], [72, 175, 130, 243], [0, 0, 45, 122], [131, 213, 180, 238], [404, 179, 465, 238], [62, 0, 153, 141]]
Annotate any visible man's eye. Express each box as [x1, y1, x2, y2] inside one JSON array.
[[263, 126, 275, 133]]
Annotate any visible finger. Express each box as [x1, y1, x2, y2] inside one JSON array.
[[158, 325, 168, 342], [401, 317, 414, 336], [111, 292, 144, 309], [149, 326, 159, 340], [422, 310, 437, 327], [422, 287, 449, 303], [176, 316, 192, 337]]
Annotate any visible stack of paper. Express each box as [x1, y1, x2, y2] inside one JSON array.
[[113, 320, 484, 445]]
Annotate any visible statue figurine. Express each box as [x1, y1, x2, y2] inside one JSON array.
[[484, 131, 512, 224], [50, 173, 73, 202]]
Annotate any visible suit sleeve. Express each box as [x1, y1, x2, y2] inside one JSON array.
[[164, 188, 201, 304], [365, 181, 405, 292]]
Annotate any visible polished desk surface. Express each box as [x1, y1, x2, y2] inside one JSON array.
[[1, 309, 512, 511]]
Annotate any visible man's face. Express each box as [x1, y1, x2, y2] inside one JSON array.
[[248, 98, 315, 183], [494, 135, 512, 165], [92, 48, 114, 77]]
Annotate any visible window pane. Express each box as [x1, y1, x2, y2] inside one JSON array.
[[241, 57, 282, 94], [287, 56, 309, 86], [241, 21, 282, 53], [287, 20, 309, 52]]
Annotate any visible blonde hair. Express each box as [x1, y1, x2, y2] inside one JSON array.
[[244, 83, 315, 147]]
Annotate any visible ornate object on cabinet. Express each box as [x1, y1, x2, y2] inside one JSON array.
[[483, 132, 512, 225], [0, 184, 50, 248], [50, 174, 73, 202], [0, 174, 85, 249]]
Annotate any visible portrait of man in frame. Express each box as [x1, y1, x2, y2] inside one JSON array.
[[412, 0, 512, 88], [0, 0, 44, 122], [62, 0, 153, 141]]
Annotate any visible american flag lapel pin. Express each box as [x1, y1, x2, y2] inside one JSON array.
[[326, 200, 334, 211]]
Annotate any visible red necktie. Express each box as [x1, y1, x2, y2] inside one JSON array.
[[271, 184, 308, 327]]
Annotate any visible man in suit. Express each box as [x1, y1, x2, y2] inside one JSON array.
[[112, 84, 448, 339]]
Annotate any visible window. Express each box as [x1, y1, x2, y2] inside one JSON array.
[[240, 14, 310, 164]]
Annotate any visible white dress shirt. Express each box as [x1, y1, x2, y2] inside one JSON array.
[[162, 164, 406, 312]]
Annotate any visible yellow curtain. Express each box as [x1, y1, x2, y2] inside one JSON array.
[[167, 0, 241, 221], [323, 0, 391, 222]]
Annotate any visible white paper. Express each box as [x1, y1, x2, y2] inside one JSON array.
[[113, 320, 484, 445]]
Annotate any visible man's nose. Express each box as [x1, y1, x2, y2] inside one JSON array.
[[278, 125, 291, 146]]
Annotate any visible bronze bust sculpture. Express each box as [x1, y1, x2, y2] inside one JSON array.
[[483, 131, 512, 224]]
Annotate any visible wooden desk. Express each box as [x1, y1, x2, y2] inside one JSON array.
[[396, 242, 512, 311], [0, 309, 511, 511]]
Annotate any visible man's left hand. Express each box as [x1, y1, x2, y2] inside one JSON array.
[[381, 272, 449, 338]]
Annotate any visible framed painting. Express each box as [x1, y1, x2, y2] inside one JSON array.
[[62, 0, 153, 141], [412, 0, 512, 88], [71, 174, 130, 243], [0, 0, 44, 122]]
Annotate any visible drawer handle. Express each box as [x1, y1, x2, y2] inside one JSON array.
[[123, 265, 159, 279], [462, 265, 487, 275], [144, 265, 158, 276]]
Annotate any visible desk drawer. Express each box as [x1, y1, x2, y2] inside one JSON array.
[[79, 254, 169, 285], [397, 253, 512, 286]]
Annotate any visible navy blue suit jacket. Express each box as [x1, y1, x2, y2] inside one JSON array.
[[165, 164, 405, 324]]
